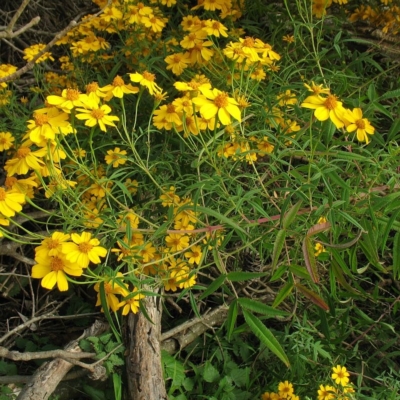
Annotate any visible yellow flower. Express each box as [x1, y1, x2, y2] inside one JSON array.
[[278, 380, 294, 397], [192, 88, 241, 125], [118, 287, 145, 315], [32, 253, 83, 292], [35, 232, 71, 258], [165, 53, 190, 76], [344, 108, 375, 144], [170, 263, 196, 289], [277, 90, 297, 107], [46, 89, 87, 113], [98, 75, 139, 101], [23, 44, 54, 63], [129, 71, 162, 95], [257, 137, 274, 154], [312, 0, 332, 18], [317, 384, 336, 400], [75, 104, 119, 132], [283, 35, 295, 43], [0, 132, 15, 151], [94, 274, 126, 312], [160, 186, 180, 207], [104, 147, 128, 168], [304, 81, 331, 96], [184, 245, 202, 265], [27, 107, 73, 143], [205, 19, 228, 37], [141, 14, 168, 33], [331, 365, 350, 386], [62, 232, 107, 268], [301, 93, 346, 128], [165, 233, 190, 252], [0, 187, 26, 217], [4, 143, 47, 176]]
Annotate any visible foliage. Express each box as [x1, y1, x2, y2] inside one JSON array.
[[0, 0, 400, 399]]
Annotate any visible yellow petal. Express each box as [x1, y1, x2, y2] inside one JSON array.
[[56, 271, 69, 291], [41, 271, 57, 290]]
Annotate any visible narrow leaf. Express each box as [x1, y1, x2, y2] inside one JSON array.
[[295, 284, 329, 311], [238, 298, 289, 317], [331, 260, 360, 296], [199, 274, 226, 300], [282, 200, 303, 229], [272, 282, 294, 308], [227, 271, 266, 282], [242, 310, 290, 367], [316, 229, 363, 249], [393, 232, 400, 280], [302, 237, 319, 283], [271, 229, 286, 271], [226, 300, 238, 341]]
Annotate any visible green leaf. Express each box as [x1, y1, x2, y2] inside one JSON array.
[[379, 88, 400, 101], [194, 206, 248, 236], [226, 271, 266, 281], [83, 384, 107, 400], [306, 222, 331, 238], [271, 229, 286, 271], [199, 274, 226, 300], [381, 209, 400, 256], [242, 310, 290, 367], [325, 171, 351, 191], [226, 299, 238, 341], [282, 200, 303, 229], [203, 360, 220, 383], [238, 298, 289, 317], [162, 351, 186, 387], [302, 237, 318, 283], [272, 282, 294, 308], [331, 260, 360, 296], [295, 284, 329, 311], [393, 232, 400, 280]]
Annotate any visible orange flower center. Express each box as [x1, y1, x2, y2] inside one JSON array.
[[78, 242, 93, 253], [355, 119, 366, 129], [91, 109, 105, 120], [112, 76, 124, 87], [142, 71, 155, 82], [47, 239, 60, 249], [5, 177, 17, 188], [16, 147, 31, 159], [323, 95, 338, 110], [50, 256, 65, 271], [212, 21, 221, 29], [0, 188, 6, 201], [34, 113, 49, 126], [242, 37, 255, 48], [66, 89, 80, 101], [104, 282, 113, 294], [86, 82, 99, 93], [166, 104, 177, 114], [214, 93, 229, 108]]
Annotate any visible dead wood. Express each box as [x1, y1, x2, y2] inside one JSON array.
[[16, 319, 108, 400]]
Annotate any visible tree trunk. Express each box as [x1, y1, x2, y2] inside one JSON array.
[[124, 292, 167, 400]]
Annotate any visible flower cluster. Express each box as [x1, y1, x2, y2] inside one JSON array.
[[261, 380, 299, 400], [317, 365, 355, 400], [301, 83, 375, 144]]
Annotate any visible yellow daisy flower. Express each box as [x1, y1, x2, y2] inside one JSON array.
[[104, 147, 128, 168], [129, 71, 162, 95], [62, 232, 107, 268], [344, 108, 375, 144], [0, 188, 26, 217], [32, 253, 83, 292], [331, 365, 350, 386], [75, 104, 119, 132]]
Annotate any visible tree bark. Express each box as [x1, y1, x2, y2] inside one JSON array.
[[124, 292, 167, 400]]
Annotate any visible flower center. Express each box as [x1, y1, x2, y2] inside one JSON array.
[[142, 71, 155, 82], [112, 76, 124, 87], [355, 119, 366, 129], [50, 256, 64, 271], [78, 242, 93, 253], [242, 37, 255, 47], [34, 113, 49, 126], [323, 95, 338, 110], [0, 188, 6, 201], [91, 109, 105, 120], [104, 282, 113, 294], [17, 147, 31, 159], [166, 104, 177, 114], [47, 239, 60, 249], [86, 82, 99, 93], [5, 177, 17, 188], [214, 93, 229, 108], [66, 89, 80, 101]]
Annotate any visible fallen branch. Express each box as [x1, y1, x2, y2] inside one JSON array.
[[16, 319, 108, 400]]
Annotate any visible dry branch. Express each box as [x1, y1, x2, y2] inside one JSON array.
[[16, 319, 108, 400]]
